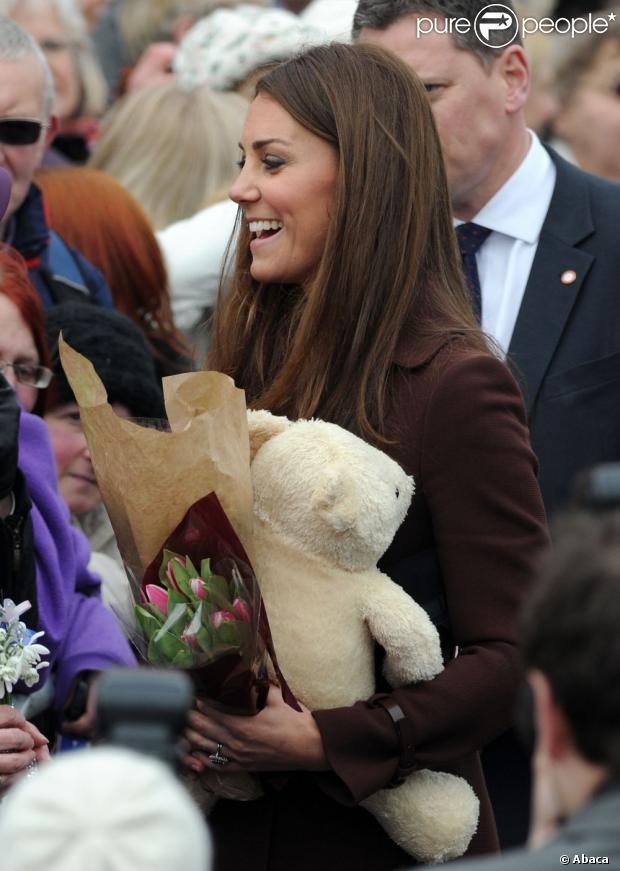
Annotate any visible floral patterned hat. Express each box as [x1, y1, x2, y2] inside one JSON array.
[[173, 1, 354, 92]]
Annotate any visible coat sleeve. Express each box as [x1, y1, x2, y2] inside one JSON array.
[[313, 352, 549, 804]]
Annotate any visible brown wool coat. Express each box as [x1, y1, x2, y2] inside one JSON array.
[[210, 336, 549, 871]]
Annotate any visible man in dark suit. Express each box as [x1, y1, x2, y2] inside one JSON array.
[[355, 0, 620, 846], [355, 0, 620, 521], [416, 509, 620, 871]]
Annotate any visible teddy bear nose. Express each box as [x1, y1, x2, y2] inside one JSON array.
[[395, 488, 400, 498]]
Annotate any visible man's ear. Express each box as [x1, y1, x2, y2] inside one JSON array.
[[497, 45, 530, 113], [529, 669, 574, 761], [44, 114, 59, 148]]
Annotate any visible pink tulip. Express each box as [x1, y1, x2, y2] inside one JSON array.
[[210, 610, 235, 629], [189, 577, 207, 599], [144, 584, 169, 615], [232, 597, 251, 623], [165, 557, 186, 590]]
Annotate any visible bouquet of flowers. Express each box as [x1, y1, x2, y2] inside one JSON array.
[[0, 599, 49, 705], [59, 338, 297, 801], [134, 490, 283, 717]]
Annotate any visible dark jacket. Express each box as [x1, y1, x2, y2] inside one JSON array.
[[0, 375, 38, 629], [11, 184, 113, 309], [508, 150, 620, 519], [209, 336, 549, 871]]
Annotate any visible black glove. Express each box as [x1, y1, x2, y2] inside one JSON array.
[[0, 373, 20, 500], [0, 374, 38, 627]]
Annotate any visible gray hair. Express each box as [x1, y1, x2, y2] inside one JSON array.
[[352, 0, 523, 65], [0, 16, 55, 118], [1, 0, 108, 118]]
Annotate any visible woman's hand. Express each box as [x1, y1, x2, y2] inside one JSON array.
[[185, 686, 329, 774], [0, 705, 49, 795]]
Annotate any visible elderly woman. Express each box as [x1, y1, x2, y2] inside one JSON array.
[[7, 0, 108, 162]]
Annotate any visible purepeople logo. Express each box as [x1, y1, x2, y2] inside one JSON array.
[[475, 4, 519, 48], [416, 4, 617, 46]]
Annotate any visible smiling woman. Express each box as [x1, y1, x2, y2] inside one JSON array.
[[200, 42, 549, 871]]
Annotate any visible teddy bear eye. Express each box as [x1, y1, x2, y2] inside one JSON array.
[[395, 487, 400, 499]]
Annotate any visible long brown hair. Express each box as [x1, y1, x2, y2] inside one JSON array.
[[209, 42, 485, 442]]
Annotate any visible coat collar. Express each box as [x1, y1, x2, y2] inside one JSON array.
[[11, 182, 50, 263], [393, 330, 468, 369]]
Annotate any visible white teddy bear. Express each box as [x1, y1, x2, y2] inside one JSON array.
[[247, 409, 479, 864]]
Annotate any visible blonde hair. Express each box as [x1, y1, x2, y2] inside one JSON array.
[[90, 82, 246, 229]]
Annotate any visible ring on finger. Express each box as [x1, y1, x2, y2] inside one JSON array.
[[208, 743, 230, 766]]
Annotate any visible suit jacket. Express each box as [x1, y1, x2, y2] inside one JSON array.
[[439, 777, 620, 871], [508, 150, 620, 518], [210, 336, 549, 871]]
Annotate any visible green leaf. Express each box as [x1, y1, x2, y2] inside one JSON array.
[[207, 574, 233, 611], [167, 588, 191, 609], [172, 647, 198, 668], [150, 629, 186, 662], [135, 605, 165, 642], [185, 556, 200, 578], [213, 620, 243, 646]]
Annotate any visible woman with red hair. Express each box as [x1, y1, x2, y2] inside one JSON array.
[[35, 167, 194, 376], [0, 245, 52, 416]]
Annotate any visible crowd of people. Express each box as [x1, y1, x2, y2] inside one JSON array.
[[1, 1, 619, 870]]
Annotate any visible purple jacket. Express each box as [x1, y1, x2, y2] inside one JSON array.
[[18, 411, 135, 709]]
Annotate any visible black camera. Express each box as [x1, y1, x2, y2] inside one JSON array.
[[95, 669, 193, 772]]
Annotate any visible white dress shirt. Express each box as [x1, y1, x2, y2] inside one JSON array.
[[455, 132, 557, 356]]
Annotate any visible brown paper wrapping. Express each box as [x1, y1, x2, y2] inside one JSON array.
[[58, 337, 254, 589]]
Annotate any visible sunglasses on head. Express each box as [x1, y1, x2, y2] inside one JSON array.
[[0, 118, 47, 146]]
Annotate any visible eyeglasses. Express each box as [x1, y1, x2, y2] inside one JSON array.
[[0, 360, 54, 388], [0, 118, 48, 147], [39, 37, 83, 53]]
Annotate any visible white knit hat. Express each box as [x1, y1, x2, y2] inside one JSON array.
[[300, 0, 358, 43], [0, 747, 212, 871], [174, 3, 325, 91]]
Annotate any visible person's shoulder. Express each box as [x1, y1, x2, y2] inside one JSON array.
[[394, 334, 524, 421], [548, 147, 620, 215], [431, 339, 522, 407], [413, 333, 513, 385]]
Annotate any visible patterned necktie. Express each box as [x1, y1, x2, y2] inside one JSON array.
[[455, 222, 492, 322]]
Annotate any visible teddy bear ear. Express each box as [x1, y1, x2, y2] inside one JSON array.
[[247, 409, 290, 461], [311, 466, 358, 533]]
